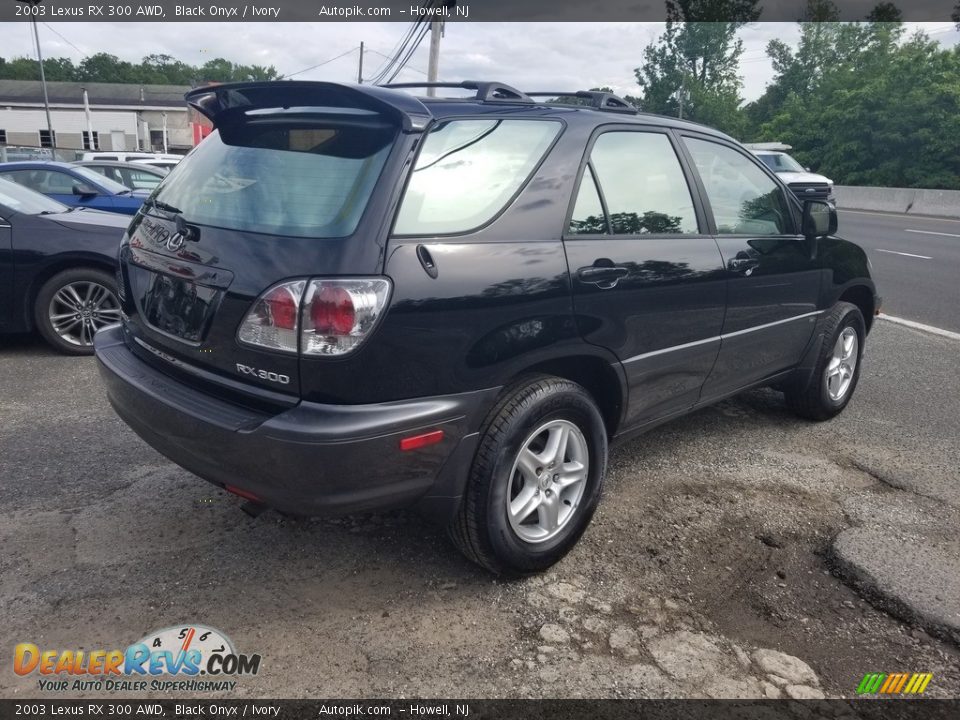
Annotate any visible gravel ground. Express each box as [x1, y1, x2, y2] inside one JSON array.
[[1, 320, 958, 699]]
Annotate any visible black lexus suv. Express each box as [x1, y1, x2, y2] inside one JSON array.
[[95, 80, 880, 574]]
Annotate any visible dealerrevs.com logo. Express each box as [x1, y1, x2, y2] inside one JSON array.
[[14, 625, 261, 693]]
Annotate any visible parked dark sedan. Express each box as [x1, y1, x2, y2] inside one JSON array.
[[74, 160, 168, 191], [0, 161, 149, 215], [0, 177, 128, 354]]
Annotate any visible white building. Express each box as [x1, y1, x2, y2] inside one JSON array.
[[0, 80, 200, 156]]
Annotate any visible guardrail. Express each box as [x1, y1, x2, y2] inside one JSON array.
[[834, 185, 960, 219]]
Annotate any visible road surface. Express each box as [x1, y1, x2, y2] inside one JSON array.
[[838, 209, 960, 333]]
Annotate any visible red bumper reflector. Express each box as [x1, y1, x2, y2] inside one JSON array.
[[225, 484, 261, 502], [400, 429, 445, 451]]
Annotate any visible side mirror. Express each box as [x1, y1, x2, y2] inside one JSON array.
[[804, 166, 811, 172], [72, 183, 98, 198], [802, 199, 837, 240]]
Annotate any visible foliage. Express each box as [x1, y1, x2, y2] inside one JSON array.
[[0, 52, 279, 84], [744, 7, 960, 189]]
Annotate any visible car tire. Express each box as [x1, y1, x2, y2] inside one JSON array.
[[449, 374, 608, 575], [34, 268, 120, 356], [784, 301, 865, 421]]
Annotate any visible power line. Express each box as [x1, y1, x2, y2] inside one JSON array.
[[364, 47, 428, 77], [41, 22, 88, 59], [365, 20, 420, 81], [281, 47, 360, 79], [384, 21, 432, 83], [367, 0, 435, 84]]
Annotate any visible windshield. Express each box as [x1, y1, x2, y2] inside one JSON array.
[[0, 177, 69, 215], [71, 165, 132, 193], [146, 121, 396, 238], [757, 152, 806, 173]]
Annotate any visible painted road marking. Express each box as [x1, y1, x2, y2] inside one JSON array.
[[904, 228, 960, 239], [839, 209, 960, 224], [874, 248, 933, 259], [879, 314, 960, 341]]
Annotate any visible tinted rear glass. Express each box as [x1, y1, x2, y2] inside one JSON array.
[[147, 120, 396, 238]]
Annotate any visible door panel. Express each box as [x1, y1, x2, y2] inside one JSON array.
[[564, 129, 726, 427], [680, 136, 822, 399]]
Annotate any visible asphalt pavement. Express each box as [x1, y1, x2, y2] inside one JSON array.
[[838, 209, 960, 333]]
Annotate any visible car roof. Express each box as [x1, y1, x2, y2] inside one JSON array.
[[74, 160, 166, 172], [0, 161, 81, 170], [184, 80, 735, 143]]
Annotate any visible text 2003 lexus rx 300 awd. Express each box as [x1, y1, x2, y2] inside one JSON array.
[[95, 81, 880, 574]]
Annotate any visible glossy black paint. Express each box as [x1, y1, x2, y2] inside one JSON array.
[[97, 82, 879, 522], [0, 203, 128, 333]]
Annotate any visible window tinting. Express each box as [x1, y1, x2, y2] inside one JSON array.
[[684, 138, 792, 235], [147, 122, 396, 238], [394, 119, 560, 235], [589, 132, 698, 235], [568, 165, 607, 235]]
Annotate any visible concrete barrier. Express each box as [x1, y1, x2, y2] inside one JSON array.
[[833, 185, 960, 218]]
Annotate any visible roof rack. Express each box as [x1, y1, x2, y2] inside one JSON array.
[[381, 81, 533, 104], [525, 91, 638, 114]]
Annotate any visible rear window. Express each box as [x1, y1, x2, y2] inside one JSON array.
[[394, 119, 561, 235], [146, 120, 396, 238]]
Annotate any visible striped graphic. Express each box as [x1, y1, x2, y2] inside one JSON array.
[[856, 672, 933, 695]]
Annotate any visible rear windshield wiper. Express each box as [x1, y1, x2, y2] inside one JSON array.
[[145, 198, 183, 215]]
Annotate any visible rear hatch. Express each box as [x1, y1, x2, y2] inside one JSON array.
[[118, 82, 430, 404]]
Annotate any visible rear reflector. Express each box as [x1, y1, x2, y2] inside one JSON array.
[[225, 484, 261, 502], [400, 430, 445, 451]]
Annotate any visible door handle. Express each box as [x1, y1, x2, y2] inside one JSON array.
[[578, 266, 629, 289], [727, 257, 760, 275]]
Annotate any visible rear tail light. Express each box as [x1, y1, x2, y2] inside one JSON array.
[[237, 278, 390, 356], [301, 278, 391, 356], [237, 280, 305, 353]]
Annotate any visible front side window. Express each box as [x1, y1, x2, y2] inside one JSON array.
[[0, 177, 68, 215], [684, 138, 792, 235], [1, 169, 74, 194], [571, 131, 699, 236], [394, 119, 561, 235]]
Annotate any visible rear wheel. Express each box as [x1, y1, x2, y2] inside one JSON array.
[[449, 375, 608, 575], [785, 301, 865, 420], [34, 268, 120, 356]]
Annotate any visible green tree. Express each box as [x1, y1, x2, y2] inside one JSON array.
[[751, 19, 960, 189], [634, 0, 761, 135], [0, 53, 279, 84]]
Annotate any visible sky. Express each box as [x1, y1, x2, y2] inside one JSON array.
[[0, 21, 957, 103]]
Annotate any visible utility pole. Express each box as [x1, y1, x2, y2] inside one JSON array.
[[357, 41, 364, 84], [677, 75, 685, 120], [426, 20, 442, 97], [17, 0, 56, 154]]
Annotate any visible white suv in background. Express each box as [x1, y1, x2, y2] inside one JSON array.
[[745, 143, 834, 201]]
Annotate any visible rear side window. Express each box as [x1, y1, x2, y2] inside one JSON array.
[[394, 119, 561, 235], [569, 131, 699, 235], [147, 121, 396, 238], [683, 138, 793, 235]]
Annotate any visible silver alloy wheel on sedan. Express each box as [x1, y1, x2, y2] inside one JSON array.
[[48, 280, 121, 347], [506, 419, 590, 543], [825, 326, 858, 401]]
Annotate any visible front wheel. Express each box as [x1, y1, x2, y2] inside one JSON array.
[[449, 375, 608, 575], [785, 301, 865, 421], [34, 268, 121, 356]]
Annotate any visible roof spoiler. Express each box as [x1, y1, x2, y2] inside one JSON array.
[[184, 81, 433, 132]]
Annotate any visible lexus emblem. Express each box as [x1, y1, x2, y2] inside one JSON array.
[[165, 232, 186, 252]]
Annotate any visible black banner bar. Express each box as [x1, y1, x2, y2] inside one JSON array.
[[2, 700, 960, 720], [2, 0, 959, 22]]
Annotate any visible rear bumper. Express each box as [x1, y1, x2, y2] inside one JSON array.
[[94, 324, 495, 519]]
